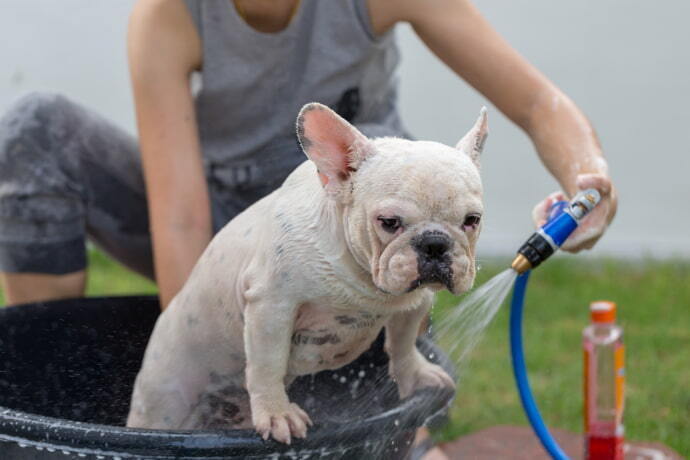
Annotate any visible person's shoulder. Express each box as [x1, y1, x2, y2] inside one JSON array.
[[366, 0, 441, 33], [368, 0, 471, 29], [130, 0, 188, 25], [128, 0, 201, 75]]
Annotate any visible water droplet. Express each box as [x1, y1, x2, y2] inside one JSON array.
[[394, 419, 400, 426], [339, 376, 347, 384], [358, 370, 365, 378]]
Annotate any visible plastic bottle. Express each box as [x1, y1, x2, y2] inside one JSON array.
[[583, 300, 625, 460]]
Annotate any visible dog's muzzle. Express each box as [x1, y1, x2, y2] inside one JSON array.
[[408, 231, 455, 292]]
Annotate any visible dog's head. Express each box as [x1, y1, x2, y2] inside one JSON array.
[[296, 103, 487, 296]]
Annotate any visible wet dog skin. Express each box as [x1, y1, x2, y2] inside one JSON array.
[[127, 103, 488, 444]]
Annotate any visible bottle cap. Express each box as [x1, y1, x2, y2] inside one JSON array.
[[590, 301, 616, 323]]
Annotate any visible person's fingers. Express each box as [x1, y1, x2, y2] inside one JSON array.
[[560, 203, 608, 252], [532, 191, 568, 228], [561, 228, 601, 252], [576, 172, 611, 196]]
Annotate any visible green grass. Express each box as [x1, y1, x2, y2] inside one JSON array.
[[1, 250, 687, 455], [0, 249, 158, 305], [432, 256, 690, 456]]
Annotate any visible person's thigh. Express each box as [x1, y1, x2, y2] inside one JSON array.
[[0, 92, 154, 279]]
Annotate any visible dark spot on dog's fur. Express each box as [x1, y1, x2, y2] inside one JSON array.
[[292, 332, 341, 346], [334, 351, 349, 360], [280, 220, 294, 233], [334, 313, 379, 330], [188, 372, 249, 428], [299, 136, 312, 151], [296, 105, 320, 151], [186, 314, 200, 327], [335, 315, 357, 325], [475, 132, 488, 153]]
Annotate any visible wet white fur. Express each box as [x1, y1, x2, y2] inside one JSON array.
[[127, 104, 487, 444]]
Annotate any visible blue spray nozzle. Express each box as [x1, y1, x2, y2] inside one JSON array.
[[547, 200, 569, 221], [511, 189, 601, 273]]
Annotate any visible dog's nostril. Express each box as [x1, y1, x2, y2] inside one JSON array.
[[419, 236, 450, 259]]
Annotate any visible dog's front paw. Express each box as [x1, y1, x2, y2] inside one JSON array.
[[251, 397, 313, 444], [392, 355, 456, 400]]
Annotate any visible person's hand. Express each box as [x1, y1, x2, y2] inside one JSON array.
[[532, 173, 617, 252]]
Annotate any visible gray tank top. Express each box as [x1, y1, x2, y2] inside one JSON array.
[[183, 0, 407, 187]]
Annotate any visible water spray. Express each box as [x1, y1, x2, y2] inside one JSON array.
[[509, 188, 601, 459]]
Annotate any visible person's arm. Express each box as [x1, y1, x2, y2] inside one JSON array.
[[128, 0, 211, 308], [371, 0, 617, 251]]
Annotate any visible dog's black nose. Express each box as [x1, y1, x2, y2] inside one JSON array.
[[415, 231, 452, 259]]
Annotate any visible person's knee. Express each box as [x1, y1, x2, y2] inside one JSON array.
[[0, 91, 75, 158], [3, 91, 73, 126], [0, 91, 80, 181]]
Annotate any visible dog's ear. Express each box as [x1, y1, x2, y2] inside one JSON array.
[[456, 107, 488, 168], [296, 103, 374, 196]]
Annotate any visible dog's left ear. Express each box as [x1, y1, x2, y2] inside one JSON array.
[[456, 107, 488, 168], [296, 102, 374, 197]]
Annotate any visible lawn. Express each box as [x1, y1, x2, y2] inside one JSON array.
[[1, 250, 687, 455], [433, 256, 689, 456]]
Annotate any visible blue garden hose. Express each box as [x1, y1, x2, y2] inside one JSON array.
[[508, 189, 602, 459], [510, 271, 569, 460]]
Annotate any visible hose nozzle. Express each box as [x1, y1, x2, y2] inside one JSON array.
[[511, 189, 601, 274]]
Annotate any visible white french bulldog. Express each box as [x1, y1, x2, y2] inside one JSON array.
[[127, 103, 488, 444]]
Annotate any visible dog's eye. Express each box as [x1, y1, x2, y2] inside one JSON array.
[[462, 214, 481, 229], [377, 216, 402, 233]]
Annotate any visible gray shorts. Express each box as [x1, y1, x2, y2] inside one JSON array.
[[0, 92, 307, 278]]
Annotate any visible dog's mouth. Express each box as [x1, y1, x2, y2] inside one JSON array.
[[407, 260, 454, 293]]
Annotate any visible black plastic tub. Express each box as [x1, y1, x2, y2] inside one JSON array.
[[0, 296, 454, 459]]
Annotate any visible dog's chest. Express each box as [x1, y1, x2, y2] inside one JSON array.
[[287, 302, 386, 376]]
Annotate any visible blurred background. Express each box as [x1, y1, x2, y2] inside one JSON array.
[[1, 1, 688, 457], [1, 0, 689, 258]]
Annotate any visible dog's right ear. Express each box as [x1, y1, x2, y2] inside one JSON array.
[[296, 103, 374, 197], [456, 107, 488, 168]]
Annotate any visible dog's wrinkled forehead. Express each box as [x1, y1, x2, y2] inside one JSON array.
[[353, 138, 482, 208]]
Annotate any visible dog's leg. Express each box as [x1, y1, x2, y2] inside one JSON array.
[[385, 294, 455, 399], [178, 372, 252, 430], [244, 296, 312, 444]]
